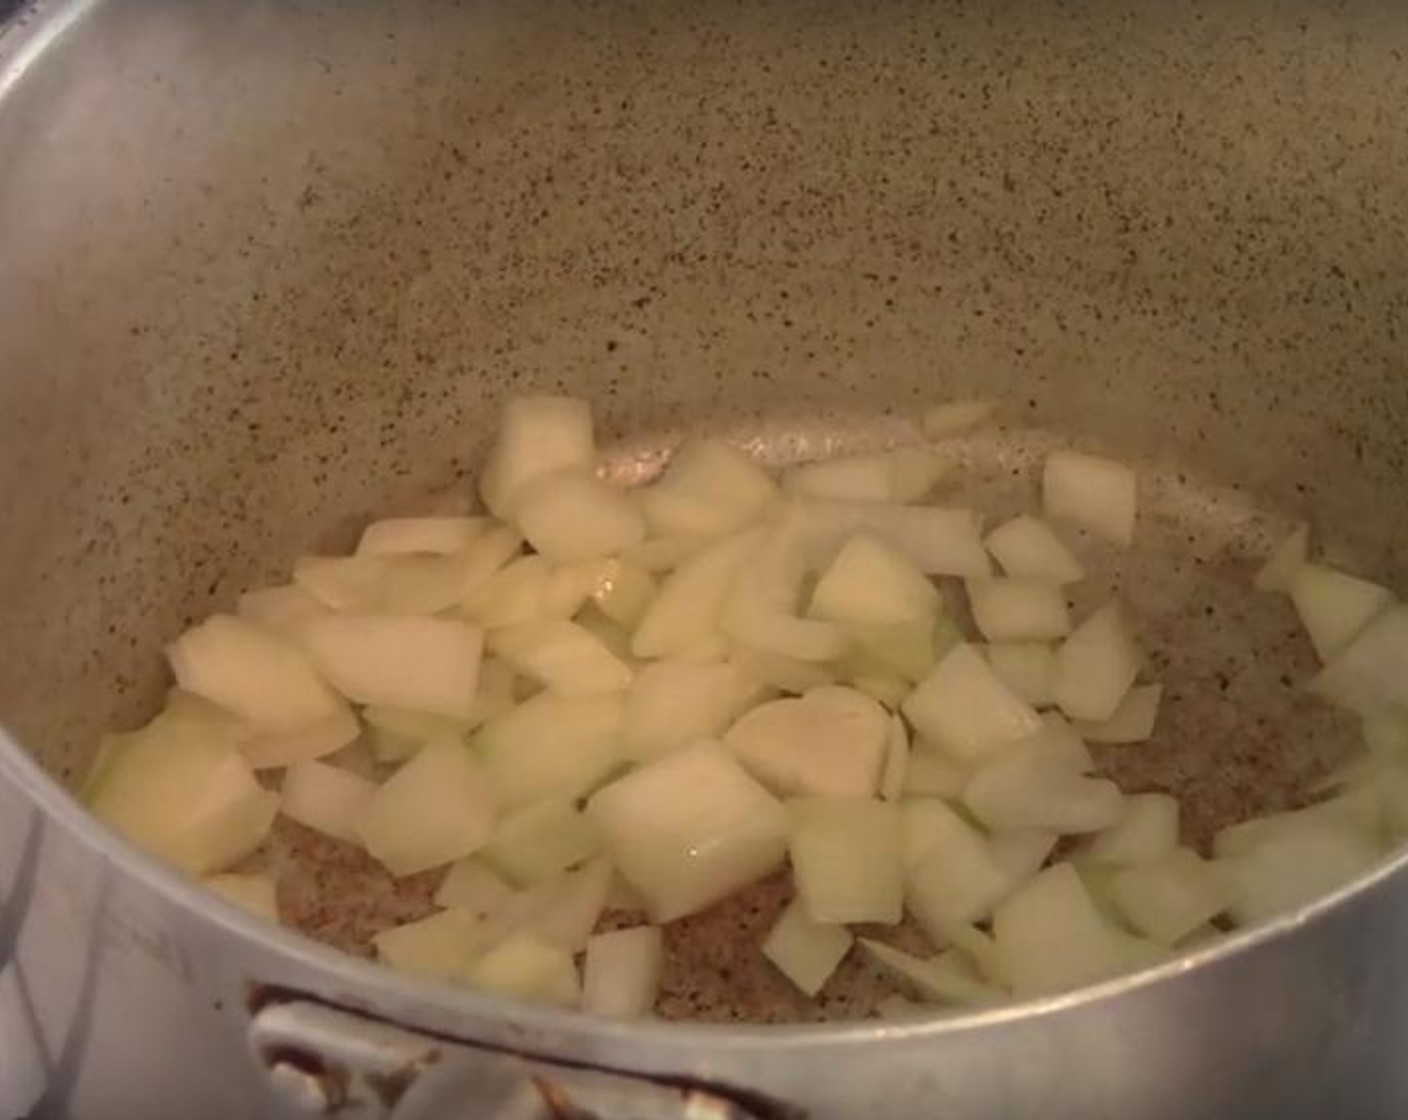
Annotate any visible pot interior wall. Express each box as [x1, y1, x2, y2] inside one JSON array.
[[1, 3, 1407, 1002]]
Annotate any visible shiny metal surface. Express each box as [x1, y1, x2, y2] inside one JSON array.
[[3, 0, 1408, 1116]]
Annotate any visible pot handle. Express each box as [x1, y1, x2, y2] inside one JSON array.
[[247, 996, 791, 1120]]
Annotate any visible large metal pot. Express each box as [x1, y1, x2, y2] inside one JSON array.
[[3, 1, 1408, 1117]]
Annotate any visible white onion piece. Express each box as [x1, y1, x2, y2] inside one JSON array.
[[294, 554, 389, 612], [588, 559, 658, 628], [903, 800, 1014, 929], [901, 748, 970, 799], [794, 502, 991, 578], [1363, 707, 1408, 758], [237, 583, 330, 637], [878, 716, 910, 802], [1053, 600, 1141, 722], [624, 660, 739, 761], [1043, 450, 1137, 546], [966, 579, 1071, 643], [843, 620, 939, 684], [989, 828, 1058, 883], [582, 926, 664, 1018], [723, 518, 845, 663], [205, 873, 279, 922], [783, 448, 944, 505], [168, 614, 342, 731], [362, 705, 473, 765], [88, 717, 277, 876], [992, 863, 1129, 996], [510, 858, 615, 953], [513, 468, 646, 563], [357, 516, 486, 557], [762, 898, 854, 997], [1218, 823, 1379, 926], [983, 642, 1056, 707], [624, 535, 715, 573], [789, 797, 904, 926], [464, 556, 558, 630], [303, 614, 484, 721], [860, 939, 1002, 1007], [1290, 563, 1394, 663], [920, 398, 998, 439], [964, 750, 1123, 834], [1212, 791, 1379, 859], [479, 395, 595, 519], [1030, 712, 1096, 772], [357, 739, 495, 877], [724, 686, 890, 798], [1252, 522, 1310, 593], [638, 439, 780, 540], [631, 527, 764, 659], [373, 908, 481, 982], [436, 857, 516, 915], [984, 515, 1086, 585], [489, 620, 632, 697], [1072, 683, 1162, 744], [730, 643, 835, 695], [462, 933, 581, 1008], [808, 533, 940, 627], [1309, 605, 1408, 714], [281, 758, 377, 845], [586, 741, 789, 923], [481, 798, 600, 886], [902, 643, 1043, 763], [238, 706, 361, 770], [1104, 848, 1235, 945], [477, 692, 626, 811], [1083, 792, 1180, 865]]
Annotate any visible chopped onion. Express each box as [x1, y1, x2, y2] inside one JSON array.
[[808, 533, 940, 628], [794, 502, 991, 579], [293, 554, 390, 612], [481, 798, 600, 886], [513, 468, 646, 563], [920, 398, 998, 439], [992, 863, 1129, 996], [302, 614, 484, 721], [1103, 848, 1235, 945], [1083, 792, 1180, 865], [878, 716, 910, 801], [1071, 683, 1162, 744], [1053, 599, 1141, 722], [281, 758, 377, 845], [1217, 823, 1379, 926], [168, 614, 342, 731], [374, 908, 481, 982], [462, 933, 581, 1008], [983, 642, 1056, 707], [586, 741, 789, 923], [631, 527, 764, 659], [362, 705, 474, 764], [783, 448, 944, 504], [724, 686, 890, 798], [788, 797, 904, 926], [984, 515, 1086, 585], [435, 857, 516, 915], [479, 395, 595, 519], [588, 559, 658, 628], [205, 873, 279, 922], [841, 620, 939, 684], [1289, 562, 1394, 663], [988, 828, 1059, 882], [901, 643, 1043, 763], [638, 439, 780, 540], [901, 747, 970, 799], [964, 750, 1123, 834], [731, 643, 836, 695], [237, 583, 330, 637], [476, 692, 626, 811], [903, 800, 1014, 929], [966, 579, 1072, 643], [860, 939, 1002, 1007], [1252, 522, 1310, 593], [237, 706, 360, 770], [357, 739, 495, 877], [762, 898, 854, 997], [1043, 450, 1137, 546], [488, 620, 632, 696], [582, 926, 665, 1018], [509, 858, 614, 952], [723, 518, 846, 662], [624, 660, 740, 761], [357, 515, 486, 557], [1309, 605, 1408, 714], [87, 714, 278, 876]]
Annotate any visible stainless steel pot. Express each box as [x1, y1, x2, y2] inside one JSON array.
[[4, 1, 1408, 1117]]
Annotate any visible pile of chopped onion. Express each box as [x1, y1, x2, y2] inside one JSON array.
[[85, 394, 1408, 1019]]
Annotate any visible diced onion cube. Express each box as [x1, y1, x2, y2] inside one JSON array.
[[462, 933, 581, 1008], [902, 644, 1043, 763], [205, 873, 279, 922], [808, 533, 940, 628], [1104, 848, 1235, 945], [513, 468, 646, 563], [860, 939, 1002, 1007], [966, 579, 1071, 642], [1290, 562, 1394, 663], [903, 800, 1014, 932], [237, 584, 329, 637], [476, 692, 626, 811], [435, 857, 516, 915], [281, 759, 377, 845], [357, 739, 495, 877], [1053, 600, 1141, 722], [901, 747, 970, 799], [237, 706, 360, 770], [1309, 605, 1408, 714], [920, 398, 998, 439], [1071, 683, 1162, 744], [582, 926, 664, 1018], [638, 439, 779, 540], [489, 620, 632, 696], [1043, 450, 1137, 546], [479, 395, 595, 519], [481, 799, 600, 886], [964, 750, 1123, 834], [624, 660, 740, 761], [631, 528, 764, 659], [762, 898, 854, 997], [586, 741, 789, 923], [788, 797, 904, 926], [992, 864, 1129, 996], [1083, 793, 1180, 865], [374, 908, 482, 982], [357, 516, 486, 557], [984, 515, 1086, 584], [983, 642, 1056, 707]]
